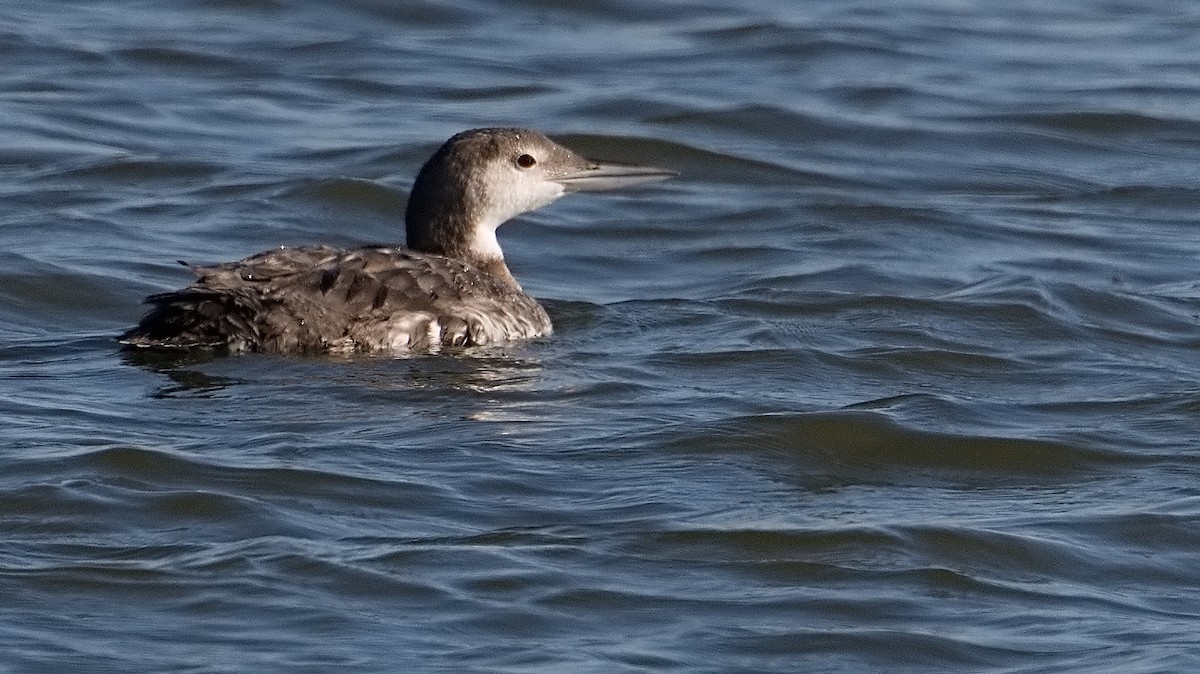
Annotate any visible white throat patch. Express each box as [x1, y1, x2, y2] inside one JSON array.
[[470, 221, 505, 260]]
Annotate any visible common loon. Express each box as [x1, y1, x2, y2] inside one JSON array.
[[120, 128, 675, 354]]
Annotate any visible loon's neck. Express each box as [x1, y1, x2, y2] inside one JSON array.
[[406, 211, 518, 288], [474, 255, 519, 288]]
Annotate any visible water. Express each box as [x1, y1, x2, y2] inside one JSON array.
[[2, 0, 1199, 671]]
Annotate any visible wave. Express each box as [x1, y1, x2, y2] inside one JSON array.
[[658, 410, 1123, 486]]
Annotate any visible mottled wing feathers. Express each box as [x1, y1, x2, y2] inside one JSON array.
[[119, 287, 267, 350], [120, 246, 551, 353]]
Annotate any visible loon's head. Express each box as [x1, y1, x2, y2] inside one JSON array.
[[404, 128, 675, 269]]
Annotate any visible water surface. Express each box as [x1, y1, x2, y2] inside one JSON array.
[[2, 1, 1200, 671]]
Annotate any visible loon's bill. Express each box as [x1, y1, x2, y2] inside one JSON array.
[[554, 161, 678, 192]]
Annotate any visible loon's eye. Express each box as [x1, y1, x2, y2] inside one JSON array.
[[516, 154, 537, 169]]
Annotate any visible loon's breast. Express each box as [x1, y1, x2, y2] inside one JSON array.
[[120, 245, 552, 354]]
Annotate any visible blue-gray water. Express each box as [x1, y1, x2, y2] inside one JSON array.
[[2, 1, 1200, 671]]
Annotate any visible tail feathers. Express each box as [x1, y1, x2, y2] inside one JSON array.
[[120, 290, 262, 350]]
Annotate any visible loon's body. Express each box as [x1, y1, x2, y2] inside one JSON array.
[[120, 128, 673, 354]]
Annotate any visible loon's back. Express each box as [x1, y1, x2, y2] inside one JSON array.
[[120, 245, 551, 354]]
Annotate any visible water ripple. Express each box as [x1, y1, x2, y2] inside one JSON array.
[[4, 0, 1200, 670]]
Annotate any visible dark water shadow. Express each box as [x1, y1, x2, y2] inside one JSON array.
[[119, 344, 236, 397], [117, 339, 549, 400], [659, 410, 1128, 489]]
